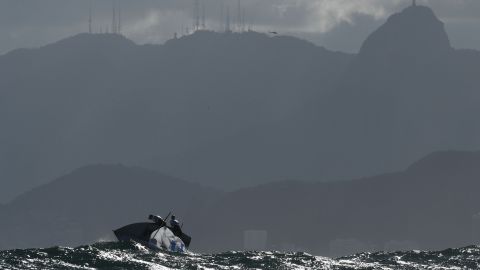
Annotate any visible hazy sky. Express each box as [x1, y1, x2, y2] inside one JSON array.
[[1, 0, 480, 54]]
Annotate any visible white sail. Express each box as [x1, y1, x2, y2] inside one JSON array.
[[149, 227, 186, 253]]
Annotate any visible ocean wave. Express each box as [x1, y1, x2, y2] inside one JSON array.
[[1, 242, 479, 270]]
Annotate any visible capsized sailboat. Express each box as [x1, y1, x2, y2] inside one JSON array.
[[113, 214, 191, 252]]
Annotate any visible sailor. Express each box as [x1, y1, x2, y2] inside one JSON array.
[[148, 214, 166, 226], [169, 214, 183, 236], [170, 215, 180, 228]]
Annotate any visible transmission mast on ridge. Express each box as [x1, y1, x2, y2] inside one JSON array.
[[226, 5, 231, 32], [112, 0, 117, 33], [237, 0, 241, 31], [219, 2, 224, 32], [194, 0, 200, 31], [201, 1, 206, 29], [110, 0, 122, 34], [118, 0, 122, 34], [241, 7, 246, 32], [88, 0, 92, 33]]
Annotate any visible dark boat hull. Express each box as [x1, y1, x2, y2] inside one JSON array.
[[114, 222, 191, 248], [113, 222, 161, 245]]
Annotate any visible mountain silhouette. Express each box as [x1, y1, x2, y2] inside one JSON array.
[[0, 164, 220, 250], [314, 4, 480, 181], [0, 4, 480, 204], [359, 5, 451, 60], [1, 151, 479, 255], [0, 30, 352, 201], [406, 150, 480, 174], [342, 4, 453, 92], [200, 150, 480, 255], [147, 5, 480, 191]]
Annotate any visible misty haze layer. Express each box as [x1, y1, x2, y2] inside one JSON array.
[[1, 4, 480, 202]]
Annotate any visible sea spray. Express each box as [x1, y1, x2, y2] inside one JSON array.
[[1, 242, 480, 270]]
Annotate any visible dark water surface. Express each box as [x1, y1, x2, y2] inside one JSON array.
[[1, 242, 479, 269]]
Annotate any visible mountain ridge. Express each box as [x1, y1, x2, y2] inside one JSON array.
[[1, 150, 479, 255], [359, 5, 452, 58], [1, 4, 480, 204], [0, 30, 353, 201], [202, 150, 480, 254], [0, 164, 222, 250]]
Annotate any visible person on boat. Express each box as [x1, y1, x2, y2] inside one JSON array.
[[170, 215, 180, 227], [169, 215, 182, 236], [148, 214, 166, 226]]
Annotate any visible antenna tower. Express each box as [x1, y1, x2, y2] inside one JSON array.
[[112, 0, 117, 33], [242, 7, 246, 32], [226, 5, 230, 32], [88, 0, 92, 33], [237, 0, 241, 31], [118, 0, 122, 34], [201, 2, 206, 29], [194, 0, 200, 31], [220, 2, 224, 32]]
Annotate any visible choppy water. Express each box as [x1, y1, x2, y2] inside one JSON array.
[[0, 242, 479, 270]]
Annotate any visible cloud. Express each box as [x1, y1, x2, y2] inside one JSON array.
[[269, 0, 403, 32], [115, 0, 406, 44], [0, 0, 479, 54]]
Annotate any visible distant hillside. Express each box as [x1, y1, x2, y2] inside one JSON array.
[[312, 4, 480, 181], [145, 5, 480, 191], [199, 150, 480, 256], [0, 31, 352, 201], [0, 165, 221, 250], [1, 151, 479, 255], [1, 4, 480, 204]]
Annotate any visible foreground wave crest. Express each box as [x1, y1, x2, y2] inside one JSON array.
[[1, 242, 479, 270]]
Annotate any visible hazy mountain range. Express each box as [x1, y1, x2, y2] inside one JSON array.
[[201, 150, 480, 255], [1, 3, 480, 255], [1, 4, 479, 202], [0, 165, 220, 250], [1, 150, 479, 256], [0, 30, 351, 201]]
